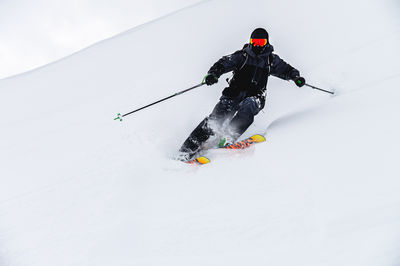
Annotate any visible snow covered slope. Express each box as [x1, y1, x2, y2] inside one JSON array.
[[0, 0, 201, 79], [1, 0, 400, 265]]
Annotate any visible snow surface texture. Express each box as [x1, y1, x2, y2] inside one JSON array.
[[1, 0, 400, 265]]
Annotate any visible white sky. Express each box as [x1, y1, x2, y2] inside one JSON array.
[[0, 0, 200, 79]]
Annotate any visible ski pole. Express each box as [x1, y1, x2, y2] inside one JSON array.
[[305, 83, 334, 95], [114, 82, 205, 121]]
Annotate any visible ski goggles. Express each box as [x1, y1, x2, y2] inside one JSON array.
[[250, 38, 268, 47]]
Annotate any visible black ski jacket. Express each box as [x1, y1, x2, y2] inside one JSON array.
[[208, 44, 300, 99]]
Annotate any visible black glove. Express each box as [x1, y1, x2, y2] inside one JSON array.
[[203, 73, 218, 86], [293, 76, 305, 87]]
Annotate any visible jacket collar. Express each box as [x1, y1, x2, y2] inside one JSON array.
[[243, 43, 274, 59]]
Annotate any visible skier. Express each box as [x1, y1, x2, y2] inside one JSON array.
[[178, 28, 305, 161]]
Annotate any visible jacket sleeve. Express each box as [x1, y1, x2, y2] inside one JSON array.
[[270, 53, 300, 80], [207, 50, 246, 78]]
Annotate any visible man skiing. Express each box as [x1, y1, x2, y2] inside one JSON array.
[[178, 28, 305, 161]]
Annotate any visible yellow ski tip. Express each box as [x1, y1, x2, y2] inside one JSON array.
[[250, 134, 266, 143], [195, 156, 211, 164]]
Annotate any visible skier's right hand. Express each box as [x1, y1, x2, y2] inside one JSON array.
[[293, 76, 305, 87], [203, 73, 218, 86]]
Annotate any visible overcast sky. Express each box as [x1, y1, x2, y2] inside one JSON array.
[[0, 0, 199, 79]]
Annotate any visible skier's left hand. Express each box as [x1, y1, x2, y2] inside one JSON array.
[[293, 76, 305, 87]]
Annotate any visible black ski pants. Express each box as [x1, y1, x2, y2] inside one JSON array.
[[180, 92, 262, 153]]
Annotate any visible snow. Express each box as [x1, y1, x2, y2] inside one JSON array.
[[1, 0, 400, 265], [0, 0, 201, 79]]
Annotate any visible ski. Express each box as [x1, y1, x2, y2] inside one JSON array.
[[182, 135, 265, 165], [219, 134, 266, 149], [185, 156, 211, 165]]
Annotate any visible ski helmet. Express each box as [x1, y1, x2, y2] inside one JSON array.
[[250, 28, 269, 54]]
